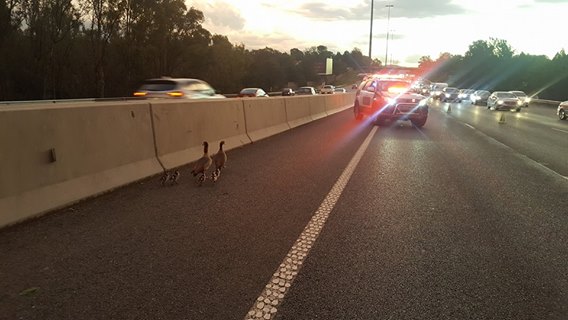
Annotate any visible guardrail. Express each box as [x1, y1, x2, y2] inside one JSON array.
[[531, 99, 561, 106]]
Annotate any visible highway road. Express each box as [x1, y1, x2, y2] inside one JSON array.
[[1, 101, 567, 319]]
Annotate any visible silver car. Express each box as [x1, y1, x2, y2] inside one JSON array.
[[558, 101, 568, 120], [133, 78, 225, 99], [487, 91, 523, 112]]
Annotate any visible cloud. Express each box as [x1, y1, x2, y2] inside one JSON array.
[[285, 0, 467, 20], [196, 1, 246, 30]]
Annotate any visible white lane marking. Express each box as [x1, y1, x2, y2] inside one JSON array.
[[551, 127, 568, 134], [464, 123, 475, 130], [244, 126, 378, 320]]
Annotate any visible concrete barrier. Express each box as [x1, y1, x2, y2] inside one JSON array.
[[308, 95, 328, 120], [151, 99, 251, 169], [284, 96, 313, 128], [0, 102, 162, 227], [242, 97, 290, 142]]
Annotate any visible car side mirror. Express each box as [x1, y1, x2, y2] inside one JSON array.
[[366, 86, 376, 92]]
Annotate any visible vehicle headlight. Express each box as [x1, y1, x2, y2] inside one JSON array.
[[418, 99, 428, 106], [445, 93, 450, 97], [497, 100, 504, 105], [525, 97, 531, 103], [517, 100, 523, 106], [387, 98, 396, 105]]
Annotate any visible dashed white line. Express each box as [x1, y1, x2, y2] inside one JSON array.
[[243, 126, 378, 320], [551, 127, 568, 134], [464, 123, 475, 130]]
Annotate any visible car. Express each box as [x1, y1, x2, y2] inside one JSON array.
[[487, 91, 523, 112], [238, 88, 269, 97], [430, 83, 448, 100], [334, 87, 347, 93], [441, 87, 460, 102], [457, 89, 475, 102], [353, 78, 429, 127], [295, 86, 317, 95], [133, 77, 225, 99], [509, 90, 531, 107], [558, 101, 568, 120], [320, 85, 335, 94], [282, 88, 295, 96], [470, 90, 490, 105]]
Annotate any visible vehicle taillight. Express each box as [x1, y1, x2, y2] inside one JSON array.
[[167, 91, 184, 97], [133, 92, 147, 97]]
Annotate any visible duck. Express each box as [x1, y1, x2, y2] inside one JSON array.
[[211, 141, 227, 182], [160, 171, 171, 186], [190, 141, 212, 185], [170, 170, 180, 185]]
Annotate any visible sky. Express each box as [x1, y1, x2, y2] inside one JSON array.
[[190, 0, 568, 67]]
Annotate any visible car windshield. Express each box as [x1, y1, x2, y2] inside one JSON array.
[[240, 88, 258, 94], [139, 80, 177, 91], [511, 91, 527, 97], [495, 92, 517, 98]]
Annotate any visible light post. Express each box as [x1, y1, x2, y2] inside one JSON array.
[[384, 4, 394, 66], [369, 0, 374, 64]]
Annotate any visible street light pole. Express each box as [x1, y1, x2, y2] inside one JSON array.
[[369, 0, 374, 65], [384, 4, 393, 67]]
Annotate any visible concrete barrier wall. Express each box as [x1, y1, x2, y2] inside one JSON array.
[[0, 102, 162, 227], [284, 96, 313, 128], [243, 97, 290, 142], [308, 95, 328, 120], [151, 99, 250, 169]]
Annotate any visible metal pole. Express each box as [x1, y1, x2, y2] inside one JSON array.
[[385, 4, 393, 67], [369, 0, 374, 64]]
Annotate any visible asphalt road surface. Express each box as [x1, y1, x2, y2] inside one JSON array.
[[1, 101, 567, 320]]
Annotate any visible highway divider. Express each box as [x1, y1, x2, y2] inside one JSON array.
[[0, 93, 355, 228], [0, 101, 162, 227]]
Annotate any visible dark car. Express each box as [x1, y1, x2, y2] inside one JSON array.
[[457, 89, 475, 103], [282, 88, 295, 96], [441, 87, 460, 102], [471, 90, 490, 105], [238, 88, 269, 97], [295, 86, 317, 95]]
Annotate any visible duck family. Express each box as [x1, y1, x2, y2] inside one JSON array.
[[161, 140, 227, 186]]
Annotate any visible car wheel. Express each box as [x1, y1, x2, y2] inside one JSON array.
[[411, 117, 427, 128], [516, 107, 521, 112], [559, 109, 567, 120]]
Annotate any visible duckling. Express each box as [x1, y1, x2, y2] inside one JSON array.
[[160, 171, 171, 186], [170, 170, 180, 185], [211, 141, 227, 182], [190, 141, 212, 186]]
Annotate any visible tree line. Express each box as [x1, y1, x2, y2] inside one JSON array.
[[416, 38, 568, 101], [0, 0, 379, 101], [1, 1, 566, 101]]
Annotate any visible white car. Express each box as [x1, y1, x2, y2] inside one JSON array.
[[320, 85, 335, 94], [133, 78, 225, 99], [487, 91, 523, 112]]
